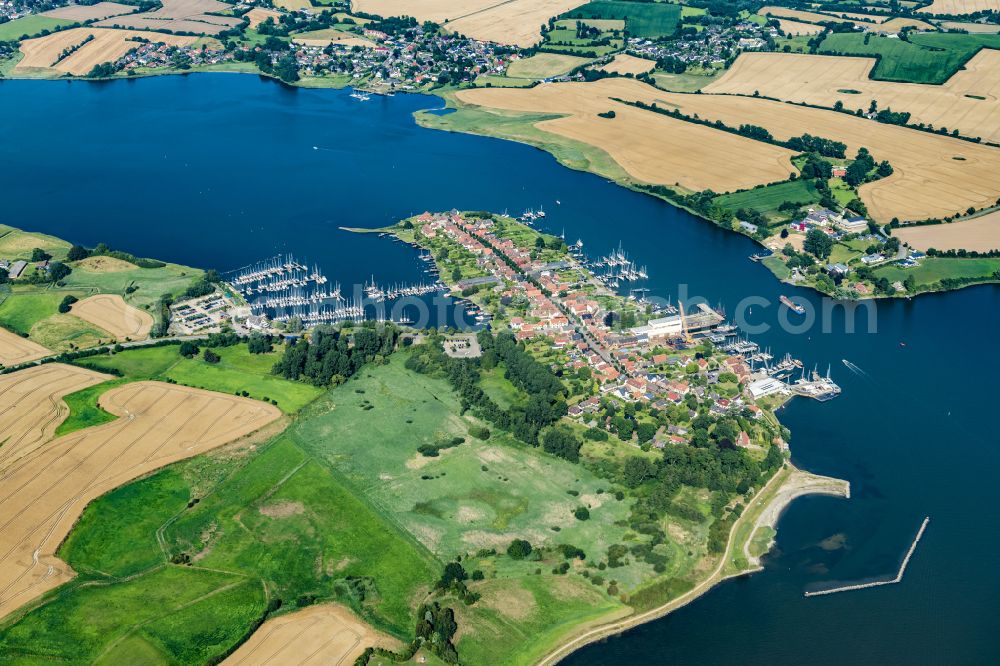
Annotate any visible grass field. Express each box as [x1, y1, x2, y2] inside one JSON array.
[[0, 15, 73, 41], [651, 70, 721, 92], [819, 32, 1000, 84], [62, 259, 202, 313], [76, 343, 323, 413], [0, 224, 71, 260], [873, 256, 1000, 287], [714, 180, 820, 220], [563, 1, 681, 38], [507, 52, 592, 79], [0, 287, 115, 352], [53, 378, 125, 436]]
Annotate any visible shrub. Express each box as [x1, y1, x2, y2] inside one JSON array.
[[507, 539, 532, 560], [574, 506, 590, 521], [58, 294, 78, 313], [203, 349, 221, 364]]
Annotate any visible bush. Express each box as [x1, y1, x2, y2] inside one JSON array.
[[179, 341, 200, 358], [468, 425, 491, 440], [58, 294, 78, 313], [203, 349, 221, 364], [574, 506, 590, 521], [507, 539, 532, 560]]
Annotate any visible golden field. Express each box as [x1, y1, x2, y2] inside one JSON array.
[[93, 0, 242, 35], [895, 210, 1000, 252], [223, 604, 399, 666], [0, 327, 50, 367], [456, 79, 798, 193], [0, 366, 282, 619], [705, 51, 1000, 145], [776, 18, 823, 35], [458, 77, 1000, 222], [598, 53, 655, 75], [354, 0, 588, 47], [919, 0, 1000, 14], [17, 27, 197, 75], [70, 294, 154, 341], [41, 1, 136, 21], [245, 7, 282, 29]]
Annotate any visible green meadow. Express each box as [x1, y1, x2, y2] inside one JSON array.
[[0, 15, 73, 41], [564, 1, 681, 39], [61, 261, 203, 313], [819, 32, 1000, 84], [714, 180, 820, 221], [76, 343, 323, 413]]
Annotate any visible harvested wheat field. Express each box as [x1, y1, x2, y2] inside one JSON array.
[[895, 210, 1000, 251], [355, 0, 587, 46], [706, 50, 1000, 145], [0, 371, 281, 619], [70, 294, 153, 341], [0, 327, 50, 368], [919, 0, 1000, 14], [598, 53, 655, 75], [0, 364, 108, 471], [41, 2, 137, 21], [777, 18, 823, 35], [758, 6, 865, 27], [245, 7, 282, 29], [940, 20, 1000, 32], [94, 0, 242, 35], [456, 79, 797, 192], [879, 17, 936, 31], [607, 83, 1000, 222], [224, 604, 399, 666], [292, 29, 375, 48], [17, 28, 197, 75]]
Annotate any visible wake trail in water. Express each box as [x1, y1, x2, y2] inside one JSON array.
[[842, 359, 870, 377]]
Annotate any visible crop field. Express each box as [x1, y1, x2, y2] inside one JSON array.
[[506, 52, 592, 79], [776, 18, 823, 35], [70, 294, 153, 340], [41, 1, 138, 21], [651, 70, 721, 92], [354, 0, 588, 47], [564, 1, 681, 38], [0, 368, 280, 619], [0, 364, 108, 471], [455, 79, 798, 193], [598, 53, 655, 75], [818, 31, 1000, 84], [245, 6, 282, 29], [758, 5, 865, 27], [919, 0, 1000, 14], [0, 224, 71, 260], [706, 50, 1000, 144], [16, 27, 198, 75], [224, 603, 399, 665], [609, 83, 1000, 222], [0, 15, 73, 41], [894, 210, 1000, 252], [93, 0, 243, 35], [0, 326, 50, 367], [940, 20, 1000, 33], [77, 343, 323, 413], [292, 28, 375, 48], [713, 179, 821, 219], [0, 287, 114, 352], [61, 257, 201, 316]]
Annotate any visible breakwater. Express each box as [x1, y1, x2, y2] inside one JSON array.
[[804, 517, 930, 597]]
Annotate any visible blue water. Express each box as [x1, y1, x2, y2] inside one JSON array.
[[2, 74, 998, 664]]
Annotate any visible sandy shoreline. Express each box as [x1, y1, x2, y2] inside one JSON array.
[[536, 465, 850, 666]]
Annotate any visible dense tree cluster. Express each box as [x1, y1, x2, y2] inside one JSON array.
[[274, 324, 398, 386]]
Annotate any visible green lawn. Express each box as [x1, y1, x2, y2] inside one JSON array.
[[873, 256, 1000, 287], [0, 224, 71, 260], [819, 32, 1000, 84], [506, 52, 592, 80], [0, 566, 264, 664], [76, 343, 323, 413], [0, 289, 65, 334], [714, 180, 820, 219], [0, 15, 74, 41], [61, 261, 202, 314], [54, 378, 125, 437], [563, 1, 682, 39]]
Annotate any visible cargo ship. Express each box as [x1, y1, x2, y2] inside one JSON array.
[[780, 295, 805, 314]]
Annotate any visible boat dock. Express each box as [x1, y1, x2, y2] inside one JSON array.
[[805, 517, 930, 597]]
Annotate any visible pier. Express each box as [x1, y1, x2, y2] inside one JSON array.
[[804, 517, 930, 597]]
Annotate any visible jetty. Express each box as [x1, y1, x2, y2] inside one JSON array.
[[804, 517, 930, 597]]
